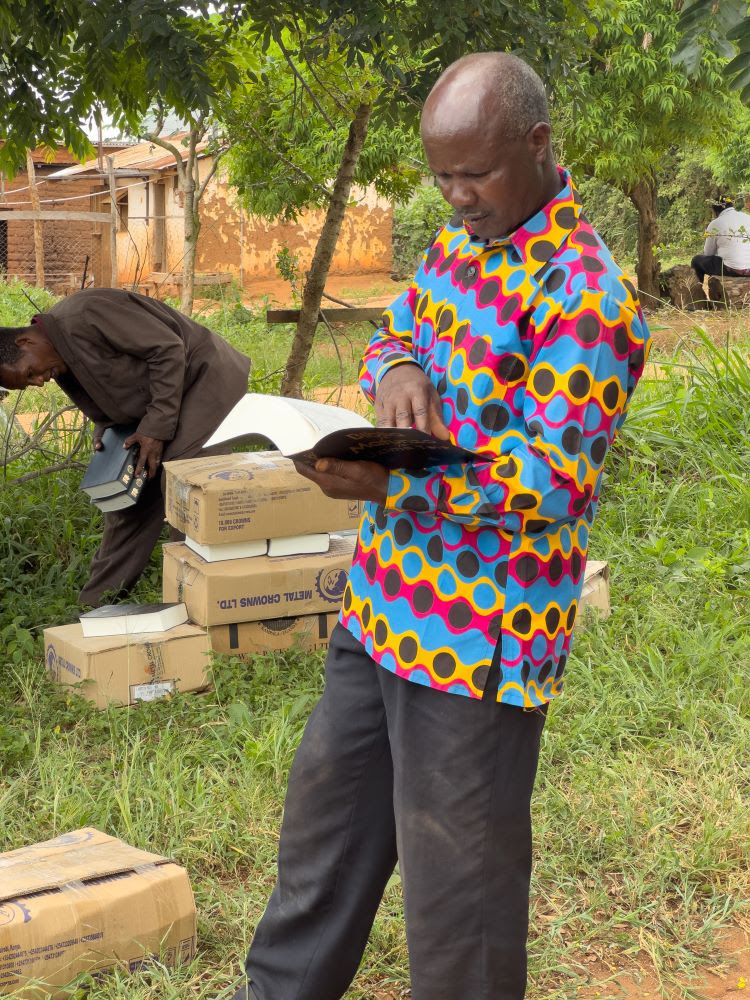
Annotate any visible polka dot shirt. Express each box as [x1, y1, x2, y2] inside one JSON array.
[[341, 168, 651, 708]]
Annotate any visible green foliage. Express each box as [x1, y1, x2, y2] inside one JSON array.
[[0, 278, 58, 323], [575, 176, 638, 268], [223, 38, 421, 224], [558, 0, 729, 189], [391, 184, 451, 279], [0, 2, 245, 175], [705, 98, 750, 192], [675, 0, 750, 101], [240, 0, 612, 112]]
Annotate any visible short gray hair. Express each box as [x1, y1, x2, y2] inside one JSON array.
[[433, 52, 550, 137]]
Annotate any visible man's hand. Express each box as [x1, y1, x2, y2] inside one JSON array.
[[124, 432, 164, 479], [293, 458, 389, 505], [376, 363, 450, 439], [93, 431, 104, 453]]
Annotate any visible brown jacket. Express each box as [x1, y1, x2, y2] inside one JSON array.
[[38, 288, 250, 460]]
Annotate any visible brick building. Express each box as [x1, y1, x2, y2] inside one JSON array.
[[0, 144, 128, 292]]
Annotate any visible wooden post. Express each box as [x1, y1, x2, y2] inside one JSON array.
[[26, 150, 45, 288], [107, 155, 118, 287]]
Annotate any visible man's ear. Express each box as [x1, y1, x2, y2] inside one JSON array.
[[527, 122, 551, 163], [14, 330, 36, 349]]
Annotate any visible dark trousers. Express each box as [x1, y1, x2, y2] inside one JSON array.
[[691, 253, 750, 282], [239, 625, 547, 1000], [78, 443, 228, 606]]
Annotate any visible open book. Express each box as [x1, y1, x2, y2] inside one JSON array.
[[205, 394, 481, 470]]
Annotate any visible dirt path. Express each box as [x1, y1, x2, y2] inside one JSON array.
[[364, 926, 749, 999], [576, 926, 749, 999], [240, 271, 403, 310]]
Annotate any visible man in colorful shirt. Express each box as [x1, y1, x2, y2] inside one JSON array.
[[235, 52, 649, 1000]]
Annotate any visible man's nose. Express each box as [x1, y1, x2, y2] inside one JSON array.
[[445, 179, 477, 210], [29, 374, 46, 386]]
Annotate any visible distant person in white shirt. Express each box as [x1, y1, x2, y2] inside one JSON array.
[[691, 195, 750, 282]]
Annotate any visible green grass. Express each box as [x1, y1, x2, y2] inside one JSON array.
[[0, 280, 748, 998]]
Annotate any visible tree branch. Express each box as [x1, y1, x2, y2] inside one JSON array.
[[243, 120, 334, 200], [7, 458, 87, 485], [276, 36, 337, 130], [196, 143, 230, 201], [300, 49, 350, 116]]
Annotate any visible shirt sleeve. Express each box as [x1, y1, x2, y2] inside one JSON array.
[[359, 280, 424, 400], [384, 293, 650, 531], [703, 219, 718, 256], [81, 296, 186, 441]]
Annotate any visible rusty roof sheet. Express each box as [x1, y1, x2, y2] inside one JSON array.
[[47, 133, 212, 178]]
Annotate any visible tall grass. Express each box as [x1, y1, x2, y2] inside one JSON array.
[[0, 304, 748, 998]]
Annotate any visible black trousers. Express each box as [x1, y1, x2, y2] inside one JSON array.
[[691, 253, 750, 282], [239, 625, 547, 1000]]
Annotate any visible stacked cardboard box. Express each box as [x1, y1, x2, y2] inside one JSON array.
[[163, 451, 361, 657], [42, 622, 211, 708], [0, 829, 196, 998]]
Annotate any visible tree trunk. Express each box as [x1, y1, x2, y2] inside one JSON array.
[[26, 150, 45, 289], [627, 178, 660, 307], [180, 152, 199, 314], [281, 102, 372, 398]]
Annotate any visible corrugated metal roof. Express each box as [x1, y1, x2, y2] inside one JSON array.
[[47, 133, 213, 178]]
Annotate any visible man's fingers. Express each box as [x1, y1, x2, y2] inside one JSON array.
[[429, 396, 451, 440], [411, 403, 431, 434]]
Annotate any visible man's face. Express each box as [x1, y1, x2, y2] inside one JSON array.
[[422, 119, 551, 242], [0, 331, 67, 389]]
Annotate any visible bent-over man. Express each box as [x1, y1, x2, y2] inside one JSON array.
[[0, 288, 250, 605], [233, 52, 650, 1000]]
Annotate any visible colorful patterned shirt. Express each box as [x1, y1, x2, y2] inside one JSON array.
[[340, 168, 650, 707]]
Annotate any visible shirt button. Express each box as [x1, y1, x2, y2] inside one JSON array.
[[466, 264, 478, 278]]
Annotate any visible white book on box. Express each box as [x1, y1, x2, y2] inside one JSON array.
[[205, 393, 482, 470], [185, 536, 268, 562], [267, 533, 330, 557], [79, 602, 188, 637]]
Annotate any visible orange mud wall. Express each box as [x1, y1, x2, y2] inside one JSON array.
[[196, 162, 393, 284]]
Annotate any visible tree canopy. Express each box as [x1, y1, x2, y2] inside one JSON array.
[[557, 0, 730, 300], [674, 0, 750, 103], [0, 0, 244, 174]]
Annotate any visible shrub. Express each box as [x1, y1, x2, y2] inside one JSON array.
[[391, 184, 450, 279]]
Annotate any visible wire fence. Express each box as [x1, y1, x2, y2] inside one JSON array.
[[0, 215, 103, 294]]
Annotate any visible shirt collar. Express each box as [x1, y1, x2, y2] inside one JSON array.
[[466, 166, 582, 270]]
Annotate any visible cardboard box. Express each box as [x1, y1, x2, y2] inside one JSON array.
[[580, 560, 610, 617], [43, 623, 211, 709], [208, 612, 339, 657], [0, 828, 196, 999], [164, 451, 363, 545], [163, 534, 356, 626]]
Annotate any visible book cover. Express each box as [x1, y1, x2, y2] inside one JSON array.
[[267, 533, 330, 557], [80, 424, 139, 500], [206, 394, 483, 470], [185, 536, 268, 563], [79, 602, 188, 637], [94, 489, 138, 513]]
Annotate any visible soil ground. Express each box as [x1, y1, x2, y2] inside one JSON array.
[[575, 925, 749, 999], [234, 270, 750, 350]]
